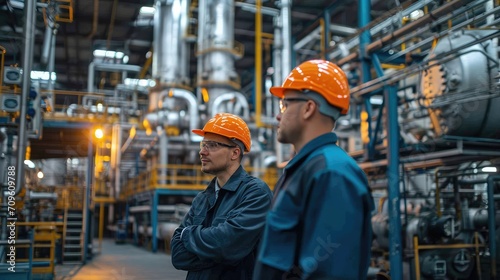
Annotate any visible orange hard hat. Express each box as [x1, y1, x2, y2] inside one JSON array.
[[192, 113, 251, 152], [270, 59, 350, 115]]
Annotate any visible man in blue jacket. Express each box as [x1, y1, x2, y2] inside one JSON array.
[[171, 113, 273, 280], [254, 60, 375, 279]]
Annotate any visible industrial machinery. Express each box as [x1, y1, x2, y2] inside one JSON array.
[[0, 0, 499, 279]]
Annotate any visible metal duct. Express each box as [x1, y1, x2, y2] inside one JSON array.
[[152, 0, 191, 86]]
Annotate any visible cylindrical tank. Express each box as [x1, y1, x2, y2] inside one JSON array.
[[420, 30, 500, 138]]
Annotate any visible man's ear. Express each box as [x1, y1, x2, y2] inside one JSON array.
[[303, 100, 317, 120], [231, 147, 241, 161]]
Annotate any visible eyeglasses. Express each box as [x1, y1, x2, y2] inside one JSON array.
[[200, 141, 236, 152], [279, 98, 310, 114]]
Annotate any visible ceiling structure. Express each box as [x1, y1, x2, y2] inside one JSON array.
[[0, 0, 412, 160], [0, 0, 411, 91]]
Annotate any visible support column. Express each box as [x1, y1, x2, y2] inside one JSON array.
[[385, 85, 403, 280]]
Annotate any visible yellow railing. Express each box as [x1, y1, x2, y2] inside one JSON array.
[[120, 164, 279, 198], [16, 222, 63, 276]]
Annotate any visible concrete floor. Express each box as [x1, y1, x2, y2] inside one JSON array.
[[55, 239, 187, 280]]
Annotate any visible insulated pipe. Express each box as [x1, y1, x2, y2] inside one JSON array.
[[211, 92, 250, 120], [279, 0, 292, 76], [152, 0, 190, 85], [158, 88, 200, 141], [487, 175, 499, 279], [255, 0, 263, 127], [15, 0, 37, 196], [87, 62, 141, 92], [337, 0, 474, 66]]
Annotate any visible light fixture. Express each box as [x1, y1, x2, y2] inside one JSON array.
[[482, 167, 497, 173], [31, 71, 57, 81], [24, 160, 36, 169], [139, 6, 155, 16], [37, 170, 44, 179], [124, 78, 156, 88], [95, 128, 104, 139]]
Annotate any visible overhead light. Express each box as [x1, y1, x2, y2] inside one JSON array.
[[370, 96, 384, 105], [24, 160, 36, 169], [31, 71, 56, 81], [124, 78, 156, 88], [95, 128, 104, 139], [482, 167, 497, 173], [37, 170, 44, 179], [139, 6, 155, 16], [93, 49, 125, 59]]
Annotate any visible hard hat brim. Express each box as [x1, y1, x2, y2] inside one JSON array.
[[192, 129, 205, 136], [270, 86, 304, 98]]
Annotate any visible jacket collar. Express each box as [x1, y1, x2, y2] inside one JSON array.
[[284, 132, 338, 172], [208, 165, 247, 193]]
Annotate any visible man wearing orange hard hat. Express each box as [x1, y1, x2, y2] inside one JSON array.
[[254, 60, 374, 279], [171, 113, 272, 279]]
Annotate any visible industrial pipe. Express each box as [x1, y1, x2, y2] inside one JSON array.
[[15, 0, 37, 196], [158, 88, 200, 142], [255, 0, 263, 127], [337, 0, 475, 66], [487, 174, 499, 279], [0, 45, 6, 93], [211, 92, 250, 120]]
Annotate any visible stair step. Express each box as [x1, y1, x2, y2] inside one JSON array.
[[62, 261, 83, 265], [66, 229, 81, 233], [67, 222, 82, 226], [63, 252, 82, 256], [65, 236, 81, 240], [64, 245, 82, 248], [67, 213, 82, 218]]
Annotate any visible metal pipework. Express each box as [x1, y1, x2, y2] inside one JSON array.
[[157, 88, 200, 142], [197, 0, 239, 91], [211, 92, 250, 120], [337, 0, 475, 66], [87, 62, 141, 92], [15, 0, 37, 196], [487, 175, 499, 279], [152, 0, 190, 86]]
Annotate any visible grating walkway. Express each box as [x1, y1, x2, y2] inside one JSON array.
[[55, 239, 187, 280]]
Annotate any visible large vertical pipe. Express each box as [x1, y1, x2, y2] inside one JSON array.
[[152, 0, 190, 85], [487, 175, 499, 279], [385, 85, 403, 280], [15, 0, 37, 196], [47, 28, 56, 92], [279, 0, 292, 76], [255, 0, 263, 127], [275, 0, 292, 167]]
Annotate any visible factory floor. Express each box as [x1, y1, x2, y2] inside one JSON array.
[[55, 239, 187, 280]]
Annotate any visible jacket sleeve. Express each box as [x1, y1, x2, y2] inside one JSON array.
[[170, 206, 216, 271], [181, 181, 272, 262]]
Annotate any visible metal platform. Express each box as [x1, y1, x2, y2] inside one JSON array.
[[55, 239, 187, 280]]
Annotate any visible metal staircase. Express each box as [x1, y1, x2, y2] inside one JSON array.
[[62, 208, 84, 264]]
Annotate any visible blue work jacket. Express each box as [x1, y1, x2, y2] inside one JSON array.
[[254, 133, 374, 280], [171, 165, 272, 280]]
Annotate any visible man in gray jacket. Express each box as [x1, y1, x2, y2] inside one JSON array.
[[171, 113, 273, 280]]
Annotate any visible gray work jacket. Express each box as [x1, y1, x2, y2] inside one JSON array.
[[171, 165, 272, 280]]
